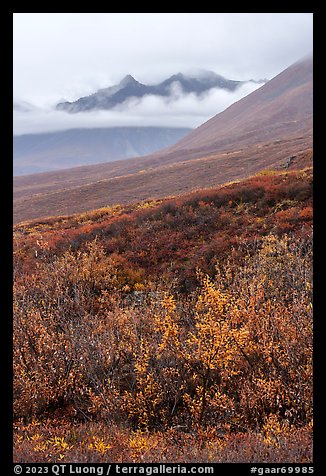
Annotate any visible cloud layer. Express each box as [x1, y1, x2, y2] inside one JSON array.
[[13, 82, 262, 135], [13, 14, 312, 101]]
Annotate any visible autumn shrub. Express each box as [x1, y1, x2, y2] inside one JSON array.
[[14, 418, 312, 463], [14, 240, 123, 418], [13, 170, 312, 296], [213, 233, 313, 428], [14, 228, 312, 440], [13, 169, 313, 462]]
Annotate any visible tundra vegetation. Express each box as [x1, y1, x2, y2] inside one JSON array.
[[13, 169, 313, 462]]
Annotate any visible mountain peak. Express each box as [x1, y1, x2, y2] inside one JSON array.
[[56, 70, 257, 113], [120, 74, 138, 87]]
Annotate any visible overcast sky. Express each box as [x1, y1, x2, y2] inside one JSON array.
[[13, 13, 313, 135]]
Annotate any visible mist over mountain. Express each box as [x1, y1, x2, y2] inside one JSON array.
[[163, 57, 312, 158], [56, 70, 266, 113]]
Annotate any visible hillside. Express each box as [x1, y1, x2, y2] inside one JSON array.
[[13, 144, 312, 224], [167, 56, 312, 155], [14, 168, 312, 288], [13, 127, 191, 176], [13, 168, 313, 462], [13, 57, 313, 224]]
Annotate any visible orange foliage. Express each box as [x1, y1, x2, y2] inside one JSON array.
[[13, 169, 313, 462]]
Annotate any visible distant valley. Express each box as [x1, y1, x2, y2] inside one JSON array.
[[13, 127, 192, 175]]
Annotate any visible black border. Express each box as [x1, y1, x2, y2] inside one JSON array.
[[2, 8, 14, 476]]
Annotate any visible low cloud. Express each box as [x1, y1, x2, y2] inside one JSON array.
[[13, 82, 262, 136]]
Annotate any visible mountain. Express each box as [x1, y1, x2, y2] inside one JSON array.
[[13, 127, 192, 176], [162, 57, 313, 159], [56, 70, 263, 113], [14, 57, 312, 224], [57, 76, 149, 113]]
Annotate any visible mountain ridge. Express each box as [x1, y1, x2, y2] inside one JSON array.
[[56, 70, 265, 113]]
